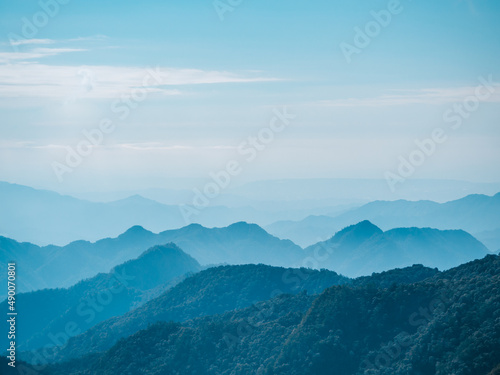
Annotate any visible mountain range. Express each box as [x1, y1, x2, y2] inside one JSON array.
[[1, 219, 489, 300], [0, 243, 200, 351], [304, 220, 489, 277], [0, 181, 352, 246], [15, 254, 499, 375], [0, 222, 304, 298], [267, 192, 500, 249], [2, 181, 498, 374], [29, 263, 350, 363], [0, 181, 254, 246], [21, 262, 437, 366], [3, 181, 500, 248]]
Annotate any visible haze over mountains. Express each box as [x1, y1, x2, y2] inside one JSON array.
[[267, 192, 500, 250], [2, 0, 499, 371], [72, 178, 500, 207], [304, 221, 488, 277], [0, 218, 490, 300], [0, 217, 497, 374], [0, 222, 304, 298], [1, 180, 499, 375], [0, 181, 265, 246], [0, 244, 200, 351], [2, 180, 500, 247]]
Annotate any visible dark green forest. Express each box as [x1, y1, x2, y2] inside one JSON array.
[[4, 255, 496, 375]]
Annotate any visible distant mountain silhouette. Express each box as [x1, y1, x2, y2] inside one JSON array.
[[0, 228, 160, 299], [0, 243, 200, 351], [304, 221, 488, 276], [158, 222, 304, 265], [33, 255, 500, 375], [267, 192, 500, 248], [0, 181, 279, 246], [0, 222, 304, 298], [0, 181, 181, 245], [0, 236, 48, 297]]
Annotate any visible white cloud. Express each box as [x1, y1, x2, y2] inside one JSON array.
[[318, 86, 500, 107], [67, 35, 109, 43], [0, 48, 87, 63], [0, 38, 279, 100], [0, 141, 236, 152], [4, 35, 107, 47], [116, 143, 237, 151], [118, 143, 194, 151], [0, 62, 279, 100], [8, 38, 55, 47]]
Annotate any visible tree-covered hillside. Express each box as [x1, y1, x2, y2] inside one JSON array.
[[0, 244, 200, 351], [32, 255, 500, 375], [40, 264, 349, 363]]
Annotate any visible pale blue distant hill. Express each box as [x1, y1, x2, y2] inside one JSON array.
[[0, 222, 305, 299], [267, 192, 500, 248], [305, 221, 489, 277]]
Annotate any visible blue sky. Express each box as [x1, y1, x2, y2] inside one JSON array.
[[0, 0, 499, 193]]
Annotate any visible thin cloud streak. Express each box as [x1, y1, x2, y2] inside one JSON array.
[[9, 38, 56, 46], [317, 86, 500, 107], [0, 63, 279, 100], [0, 141, 238, 151], [0, 48, 87, 63]]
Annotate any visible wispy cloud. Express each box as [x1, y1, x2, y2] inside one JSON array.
[[117, 143, 236, 151], [66, 35, 108, 43], [8, 38, 55, 47], [0, 141, 236, 151], [0, 140, 67, 150], [0, 63, 279, 100], [0, 36, 279, 100], [4, 35, 108, 48], [317, 86, 500, 107], [119, 143, 194, 151], [0, 48, 87, 63]]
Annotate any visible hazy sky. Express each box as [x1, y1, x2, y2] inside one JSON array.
[[0, 0, 499, 193]]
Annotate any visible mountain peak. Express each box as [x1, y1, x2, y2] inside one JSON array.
[[228, 221, 266, 230], [139, 243, 184, 258], [129, 243, 200, 269], [228, 221, 252, 228], [119, 225, 153, 238], [111, 243, 200, 291], [335, 220, 383, 239], [227, 221, 268, 236], [184, 223, 204, 230], [324, 220, 384, 249]]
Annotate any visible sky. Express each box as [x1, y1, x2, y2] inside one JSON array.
[[0, 0, 499, 194]]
